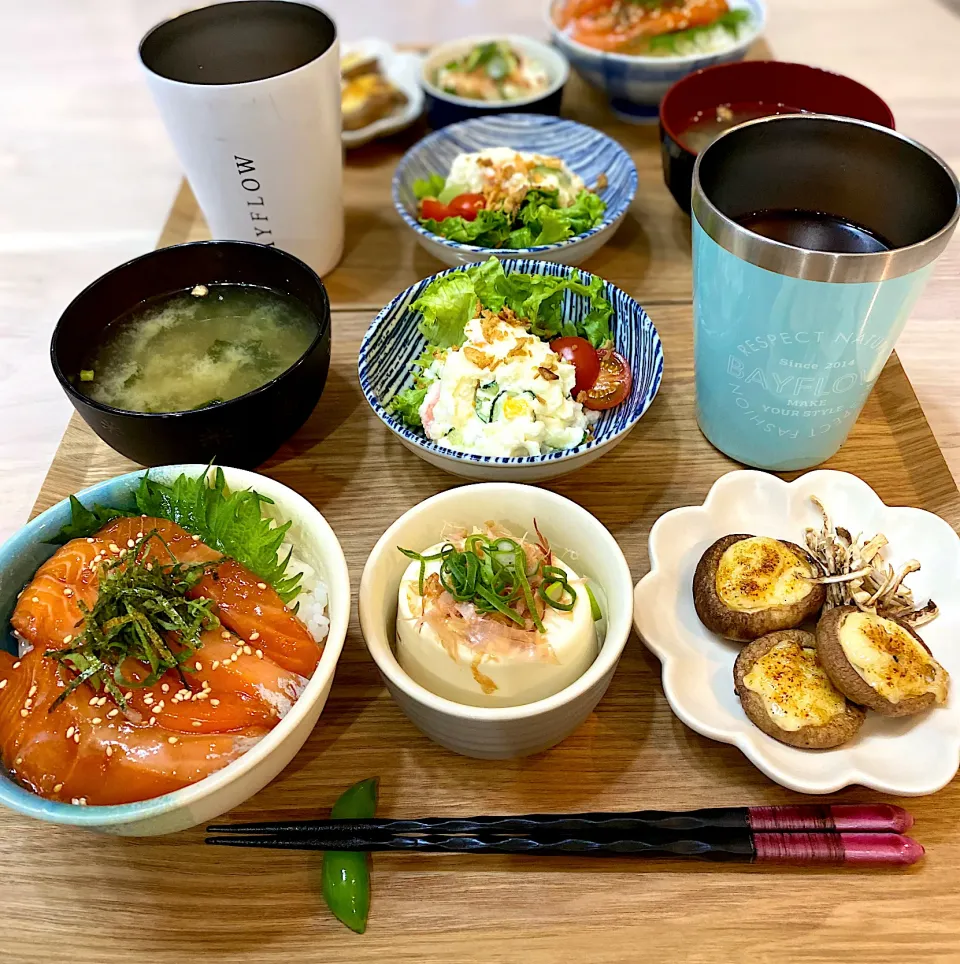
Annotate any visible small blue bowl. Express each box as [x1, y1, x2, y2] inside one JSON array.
[[358, 258, 664, 481], [548, 0, 766, 123], [421, 34, 569, 130], [393, 114, 638, 268]]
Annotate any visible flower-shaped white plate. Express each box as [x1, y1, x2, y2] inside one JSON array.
[[341, 39, 424, 148], [634, 469, 960, 796]]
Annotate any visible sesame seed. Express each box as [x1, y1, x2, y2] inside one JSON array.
[[91, 717, 102, 724], [23, 699, 32, 709], [28, 685, 37, 697], [146, 563, 153, 571], [191, 534, 201, 542], [257, 582, 267, 590], [15, 757, 22, 765], [119, 549, 127, 559], [97, 696, 107, 706], [210, 699, 220, 706], [73, 733, 80, 743], [0, 679, 6, 689], [125, 692, 133, 701], [12, 661, 21, 670], [63, 635, 73, 644], [194, 661, 202, 672], [53, 783, 63, 792], [221, 631, 231, 640], [31, 596, 39, 604], [106, 746, 113, 757], [71, 798, 79, 805], [78, 798, 87, 806], [149, 716, 156, 725], [211, 661, 220, 670], [144, 696, 154, 705], [249, 631, 260, 641], [136, 531, 143, 539], [230, 654, 239, 663], [109, 543, 119, 553], [63, 587, 74, 597], [20, 709, 29, 718], [192, 721, 202, 727], [242, 645, 252, 656], [168, 736, 178, 744], [86, 537, 94, 544], [201, 680, 209, 688], [107, 708, 119, 718], [89, 697, 99, 706], [161, 684, 169, 693], [66, 726, 75, 738], [127, 539, 135, 549]]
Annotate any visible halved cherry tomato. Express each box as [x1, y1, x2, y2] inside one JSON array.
[[420, 197, 454, 222], [550, 336, 601, 396], [582, 348, 632, 410], [447, 193, 485, 221]]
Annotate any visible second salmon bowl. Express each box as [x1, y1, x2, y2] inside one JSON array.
[[0, 464, 350, 835], [358, 258, 664, 481]]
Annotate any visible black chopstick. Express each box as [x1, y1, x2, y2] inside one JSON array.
[[204, 829, 924, 866], [207, 803, 912, 838]]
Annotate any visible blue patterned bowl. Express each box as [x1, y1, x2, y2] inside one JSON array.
[[392, 114, 637, 267], [358, 259, 664, 481], [547, 0, 766, 123]]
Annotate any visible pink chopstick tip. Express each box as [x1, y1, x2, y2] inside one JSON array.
[[748, 803, 914, 834], [754, 832, 924, 866]]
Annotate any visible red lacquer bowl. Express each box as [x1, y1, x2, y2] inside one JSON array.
[[660, 60, 895, 213]]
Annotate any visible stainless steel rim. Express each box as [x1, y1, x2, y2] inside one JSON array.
[[692, 113, 960, 283]]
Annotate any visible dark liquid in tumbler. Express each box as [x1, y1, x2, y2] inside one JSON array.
[[735, 209, 893, 254]]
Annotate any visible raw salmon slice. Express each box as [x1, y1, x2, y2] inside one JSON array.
[[191, 560, 322, 678]]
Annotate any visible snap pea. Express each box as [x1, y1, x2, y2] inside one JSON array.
[[321, 777, 379, 934]]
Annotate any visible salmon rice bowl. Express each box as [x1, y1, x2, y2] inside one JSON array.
[[0, 466, 330, 808]]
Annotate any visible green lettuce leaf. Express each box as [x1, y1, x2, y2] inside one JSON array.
[[411, 273, 478, 348], [413, 174, 446, 200], [47, 496, 127, 544], [134, 467, 303, 603], [386, 385, 428, 427], [409, 258, 614, 350], [420, 208, 514, 248], [386, 345, 444, 428]]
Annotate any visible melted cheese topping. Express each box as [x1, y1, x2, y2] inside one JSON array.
[[716, 537, 815, 613], [838, 611, 949, 704], [743, 641, 848, 731]]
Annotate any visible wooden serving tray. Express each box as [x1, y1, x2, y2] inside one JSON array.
[[11, 67, 960, 963]]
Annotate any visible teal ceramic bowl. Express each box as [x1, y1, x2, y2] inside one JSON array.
[[0, 465, 350, 835]]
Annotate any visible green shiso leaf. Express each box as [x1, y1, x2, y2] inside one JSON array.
[[47, 496, 126, 545], [134, 467, 303, 604]]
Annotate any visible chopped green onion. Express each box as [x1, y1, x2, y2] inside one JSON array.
[[399, 530, 583, 632], [585, 583, 602, 622], [79, 369, 95, 382]]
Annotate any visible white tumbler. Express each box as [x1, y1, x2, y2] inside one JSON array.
[[140, 1, 343, 275]]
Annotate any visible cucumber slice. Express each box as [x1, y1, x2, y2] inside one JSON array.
[[474, 382, 499, 423]]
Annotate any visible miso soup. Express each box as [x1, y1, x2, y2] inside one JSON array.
[[78, 284, 317, 413], [678, 102, 803, 154]]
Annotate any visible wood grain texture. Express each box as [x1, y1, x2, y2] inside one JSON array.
[[12, 49, 960, 964]]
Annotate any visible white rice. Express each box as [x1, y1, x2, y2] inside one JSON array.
[[281, 543, 330, 644]]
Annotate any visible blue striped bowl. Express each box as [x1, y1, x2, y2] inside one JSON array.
[[358, 259, 664, 481], [548, 0, 766, 123], [392, 114, 637, 267]]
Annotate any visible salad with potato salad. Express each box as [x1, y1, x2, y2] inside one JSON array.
[[387, 258, 632, 458], [413, 148, 607, 249]]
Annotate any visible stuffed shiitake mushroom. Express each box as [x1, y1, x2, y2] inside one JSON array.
[[693, 534, 826, 642], [816, 606, 949, 718], [733, 630, 866, 749]]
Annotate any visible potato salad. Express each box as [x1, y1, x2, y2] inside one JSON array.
[[387, 259, 633, 459]]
